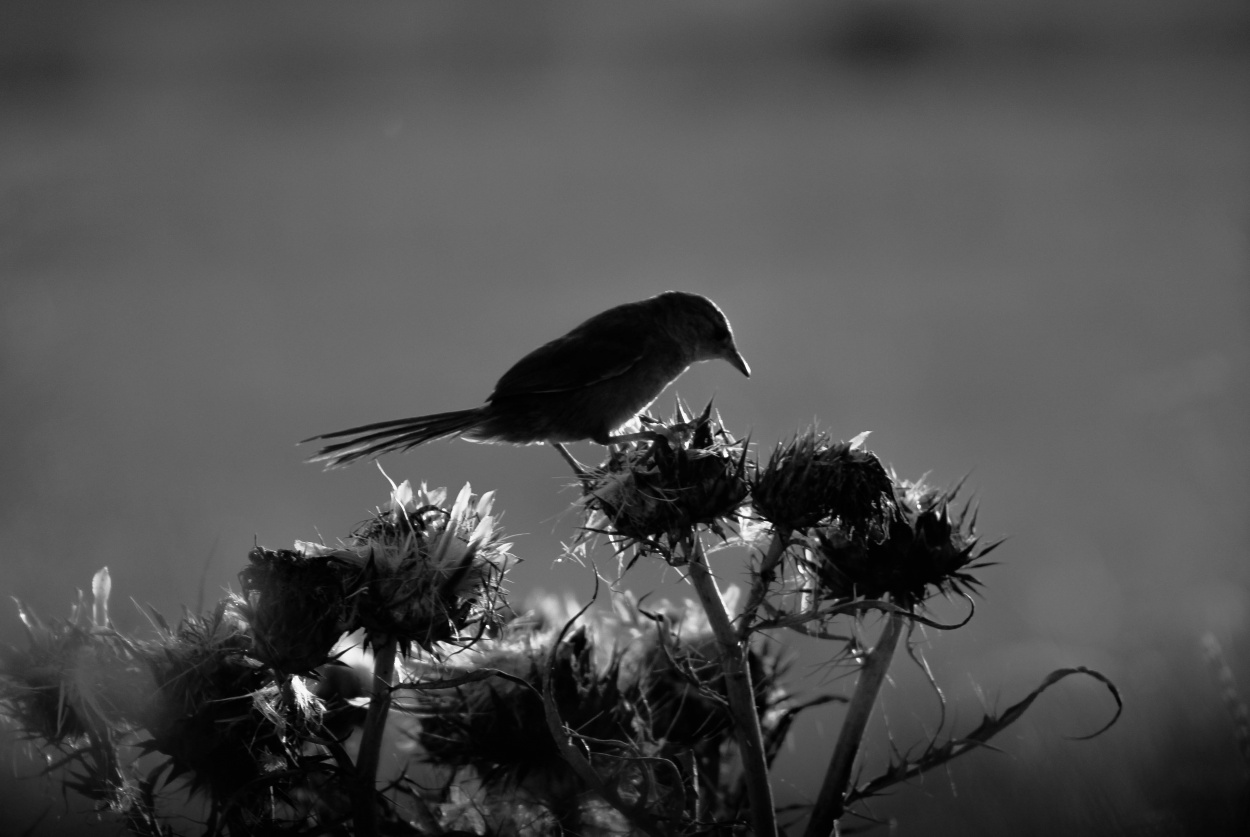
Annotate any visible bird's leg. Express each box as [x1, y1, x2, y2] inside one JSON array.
[[551, 442, 592, 486]]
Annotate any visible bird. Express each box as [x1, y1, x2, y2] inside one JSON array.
[[303, 291, 750, 471]]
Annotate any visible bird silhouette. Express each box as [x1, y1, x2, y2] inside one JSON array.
[[303, 291, 749, 471]]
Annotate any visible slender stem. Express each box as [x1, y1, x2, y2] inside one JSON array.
[[684, 537, 778, 837], [355, 635, 398, 837], [803, 611, 906, 837]]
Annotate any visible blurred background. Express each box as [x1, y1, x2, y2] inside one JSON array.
[[2, 1, 1247, 834]]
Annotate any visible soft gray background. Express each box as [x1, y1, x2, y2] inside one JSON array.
[[2, 2, 1247, 834]]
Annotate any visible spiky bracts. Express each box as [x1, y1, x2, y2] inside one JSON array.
[[340, 481, 514, 653], [1, 479, 516, 836], [1, 582, 146, 749], [625, 599, 784, 751], [2, 413, 1120, 837], [0, 573, 149, 812], [580, 415, 995, 622], [408, 596, 794, 834], [415, 618, 639, 791], [410, 614, 649, 835], [242, 480, 515, 664], [239, 547, 350, 674], [0, 578, 333, 831], [135, 599, 334, 824], [751, 430, 895, 538], [801, 476, 999, 611], [580, 402, 749, 565]]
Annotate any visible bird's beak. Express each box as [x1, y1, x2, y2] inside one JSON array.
[[726, 346, 751, 377]]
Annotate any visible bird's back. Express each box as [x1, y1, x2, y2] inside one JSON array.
[[477, 297, 687, 444]]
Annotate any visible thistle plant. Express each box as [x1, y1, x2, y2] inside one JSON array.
[[0, 571, 149, 818], [412, 615, 644, 834], [1, 403, 1121, 837], [136, 597, 335, 835], [580, 401, 749, 566]]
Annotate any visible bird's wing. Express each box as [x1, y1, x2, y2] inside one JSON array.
[[489, 311, 649, 400]]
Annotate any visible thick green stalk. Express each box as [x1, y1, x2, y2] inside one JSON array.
[[803, 611, 906, 837], [355, 635, 398, 837], [684, 538, 778, 837]]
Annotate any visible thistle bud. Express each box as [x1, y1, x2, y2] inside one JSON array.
[[804, 478, 998, 609], [751, 430, 895, 538], [239, 547, 349, 674], [580, 402, 749, 564]]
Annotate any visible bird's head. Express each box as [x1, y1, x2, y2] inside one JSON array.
[[656, 291, 751, 377]]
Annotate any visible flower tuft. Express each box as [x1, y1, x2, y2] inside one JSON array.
[[301, 481, 515, 656]]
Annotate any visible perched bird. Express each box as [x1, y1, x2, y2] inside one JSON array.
[[303, 291, 750, 470]]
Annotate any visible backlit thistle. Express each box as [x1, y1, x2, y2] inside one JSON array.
[[413, 615, 643, 835], [1, 591, 147, 747], [751, 430, 895, 539], [803, 477, 999, 610], [580, 402, 749, 564], [623, 596, 790, 813], [238, 546, 350, 674], [135, 596, 330, 828], [631, 601, 798, 828], [0, 573, 150, 809], [0, 393, 1135, 837], [131, 597, 342, 837], [415, 619, 638, 789], [302, 480, 514, 655]]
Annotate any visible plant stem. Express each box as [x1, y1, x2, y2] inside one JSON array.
[[355, 634, 398, 837], [684, 537, 778, 837], [803, 610, 906, 837]]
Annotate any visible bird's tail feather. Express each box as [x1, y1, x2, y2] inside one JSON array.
[[303, 409, 482, 468]]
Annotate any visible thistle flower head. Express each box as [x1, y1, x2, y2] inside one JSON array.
[[0, 602, 151, 813], [623, 595, 785, 750], [1, 577, 150, 748], [302, 480, 514, 655], [803, 476, 998, 610], [238, 547, 350, 674], [580, 402, 749, 564], [135, 596, 326, 805], [751, 430, 896, 537], [415, 616, 639, 793]]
